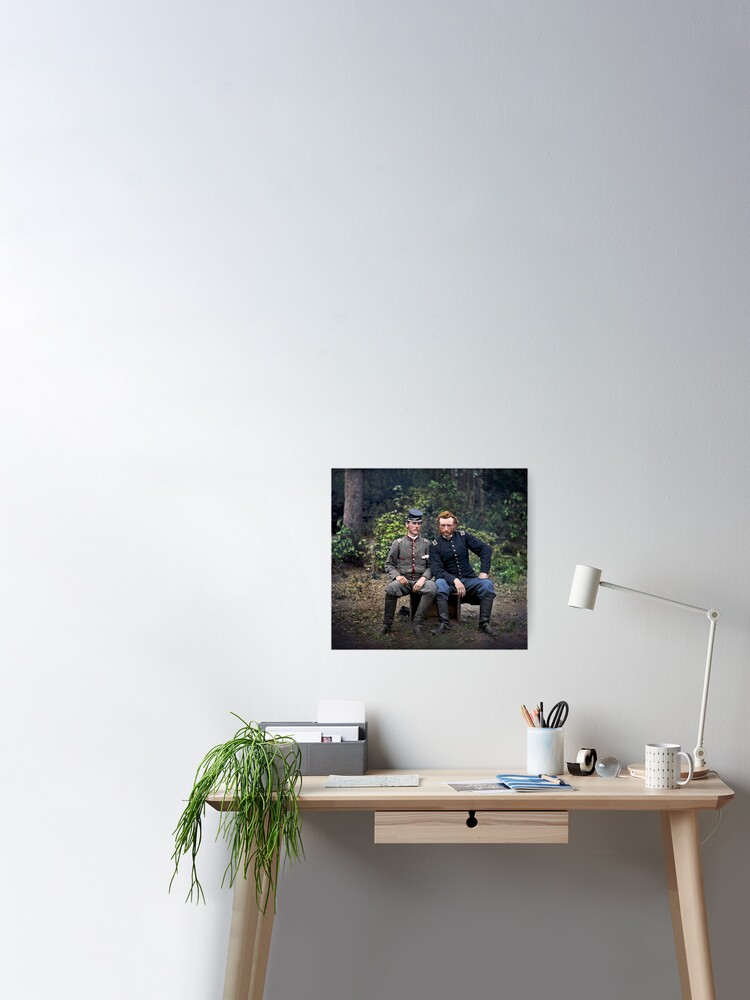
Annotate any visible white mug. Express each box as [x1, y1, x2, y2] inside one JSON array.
[[645, 743, 694, 789], [527, 728, 564, 776]]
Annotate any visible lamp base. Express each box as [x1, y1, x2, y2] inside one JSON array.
[[627, 762, 710, 781]]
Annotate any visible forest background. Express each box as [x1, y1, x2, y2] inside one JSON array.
[[331, 468, 528, 649]]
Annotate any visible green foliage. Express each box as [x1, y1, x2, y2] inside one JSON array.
[[332, 469, 527, 530], [333, 471, 528, 586], [331, 522, 367, 564], [372, 507, 407, 567], [459, 525, 498, 574], [493, 553, 527, 586], [171, 716, 303, 913], [501, 491, 528, 545], [410, 475, 463, 526]]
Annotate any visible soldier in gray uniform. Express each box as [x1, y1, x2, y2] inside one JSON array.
[[380, 508, 437, 638]]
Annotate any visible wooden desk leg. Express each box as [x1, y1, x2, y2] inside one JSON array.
[[222, 874, 275, 1000], [661, 811, 716, 1000]]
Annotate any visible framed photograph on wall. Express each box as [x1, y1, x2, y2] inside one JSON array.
[[331, 469, 527, 650]]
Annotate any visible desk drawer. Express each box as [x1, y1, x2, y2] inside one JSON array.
[[374, 810, 568, 844]]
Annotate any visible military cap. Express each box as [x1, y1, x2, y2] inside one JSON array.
[[406, 508, 423, 522]]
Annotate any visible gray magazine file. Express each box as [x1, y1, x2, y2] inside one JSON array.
[[261, 722, 368, 776]]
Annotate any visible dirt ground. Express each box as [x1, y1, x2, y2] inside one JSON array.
[[331, 566, 527, 650]]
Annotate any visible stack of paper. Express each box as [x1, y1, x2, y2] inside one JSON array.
[[264, 724, 361, 743]]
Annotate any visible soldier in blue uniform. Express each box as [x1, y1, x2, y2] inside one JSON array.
[[429, 510, 496, 636], [380, 508, 437, 637]]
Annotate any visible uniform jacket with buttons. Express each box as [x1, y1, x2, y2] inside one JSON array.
[[385, 534, 433, 582], [430, 531, 492, 582]]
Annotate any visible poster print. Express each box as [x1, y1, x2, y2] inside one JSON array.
[[331, 469, 527, 650]]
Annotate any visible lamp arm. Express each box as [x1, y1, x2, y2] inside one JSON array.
[[600, 580, 720, 769], [694, 611, 720, 769], [600, 580, 709, 616]]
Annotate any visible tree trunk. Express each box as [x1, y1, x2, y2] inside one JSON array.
[[462, 469, 475, 516], [343, 469, 364, 535]]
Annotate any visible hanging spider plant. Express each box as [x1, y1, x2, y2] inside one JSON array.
[[171, 715, 303, 913]]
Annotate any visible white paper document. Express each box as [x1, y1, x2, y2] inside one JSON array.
[[268, 729, 322, 743], [446, 781, 511, 793], [325, 774, 420, 788]]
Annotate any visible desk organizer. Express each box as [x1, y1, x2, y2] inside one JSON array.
[[261, 722, 368, 776]]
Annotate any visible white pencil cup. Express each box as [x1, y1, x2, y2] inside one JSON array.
[[527, 728, 564, 776]]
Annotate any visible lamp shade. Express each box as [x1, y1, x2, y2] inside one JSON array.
[[568, 565, 602, 610]]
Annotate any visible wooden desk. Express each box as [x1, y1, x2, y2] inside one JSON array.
[[209, 769, 734, 1000]]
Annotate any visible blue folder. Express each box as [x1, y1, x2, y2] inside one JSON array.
[[496, 773, 574, 791]]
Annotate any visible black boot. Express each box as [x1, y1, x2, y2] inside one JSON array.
[[380, 593, 397, 634], [412, 590, 435, 638], [478, 594, 495, 635], [431, 595, 452, 635]]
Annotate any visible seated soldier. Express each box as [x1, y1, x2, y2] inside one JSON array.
[[380, 508, 437, 638], [429, 510, 495, 636]]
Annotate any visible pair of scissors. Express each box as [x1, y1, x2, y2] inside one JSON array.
[[545, 701, 569, 729]]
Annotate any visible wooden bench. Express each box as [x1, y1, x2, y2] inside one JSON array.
[[409, 591, 461, 622]]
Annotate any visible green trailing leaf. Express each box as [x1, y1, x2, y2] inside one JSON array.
[[171, 716, 303, 912]]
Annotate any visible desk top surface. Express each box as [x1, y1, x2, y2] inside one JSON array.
[[208, 770, 734, 813]]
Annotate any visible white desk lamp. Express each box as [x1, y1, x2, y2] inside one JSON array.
[[568, 564, 719, 772]]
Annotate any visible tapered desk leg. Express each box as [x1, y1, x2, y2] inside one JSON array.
[[222, 874, 275, 1000], [661, 811, 715, 1000]]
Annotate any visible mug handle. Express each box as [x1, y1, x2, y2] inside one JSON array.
[[676, 750, 694, 786]]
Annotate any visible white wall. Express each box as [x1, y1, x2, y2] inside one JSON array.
[[2, 3, 748, 998]]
